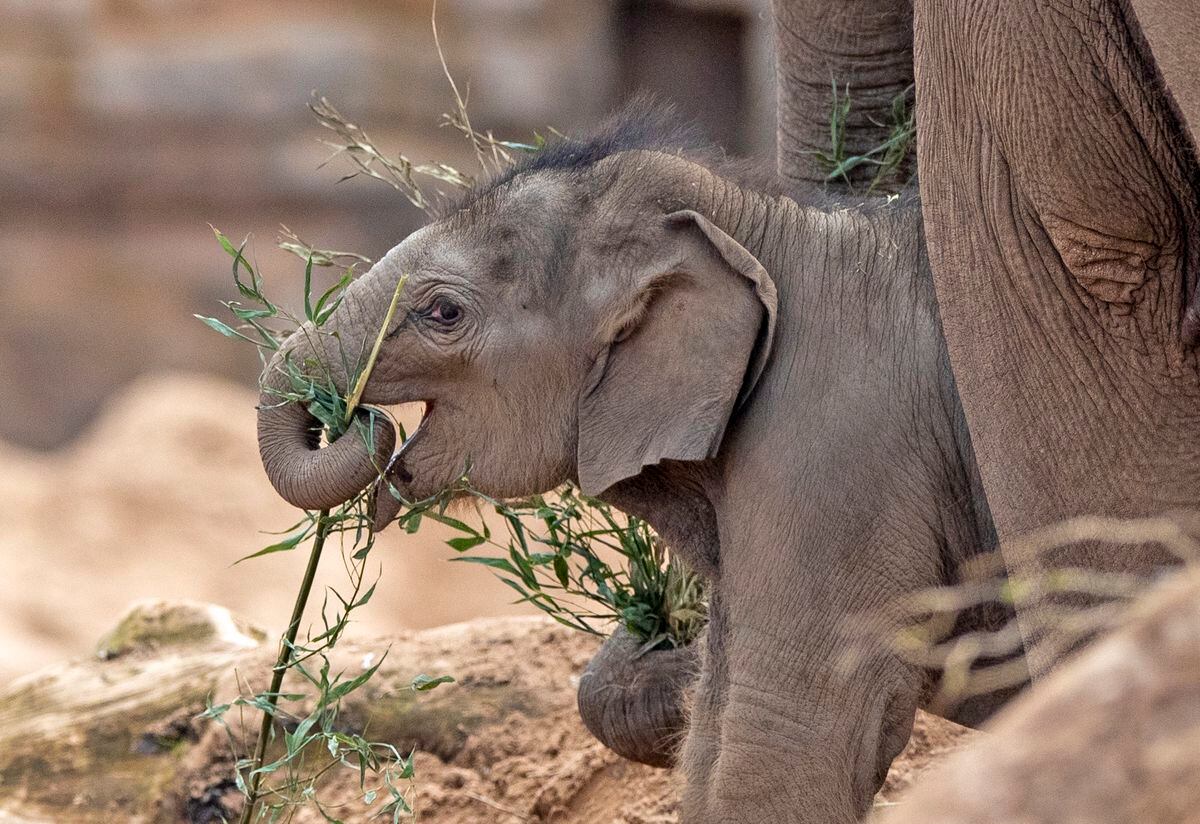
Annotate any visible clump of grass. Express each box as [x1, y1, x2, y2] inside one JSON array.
[[811, 80, 916, 194]]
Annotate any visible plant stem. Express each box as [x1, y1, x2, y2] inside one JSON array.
[[239, 509, 332, 824], [343, 274, 407, 421], [238, 264, 404, 822]]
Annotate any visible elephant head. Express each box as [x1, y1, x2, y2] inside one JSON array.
[[256, 110, 777, 528]]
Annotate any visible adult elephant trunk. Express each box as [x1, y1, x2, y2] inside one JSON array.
[[772, 0, 914, 189], [576, 627, 698, 768], [256, 344, 396, 512]]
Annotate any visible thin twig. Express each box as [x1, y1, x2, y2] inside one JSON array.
[[432, 0, 490, 177], [463, 791, 534, 823], [240, 510, 332, 824], [344, 274, 407, 420], [239, 278, 406, 822]]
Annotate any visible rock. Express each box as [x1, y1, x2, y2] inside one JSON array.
[[877, 567, 1200, 824], [0, 604, 665, 823], [95, 600, 266, 660]]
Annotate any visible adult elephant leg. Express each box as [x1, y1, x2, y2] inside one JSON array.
[[772, 0, 915, 188], [1125, 0, 1200, 149], [913, 0, 1200, 675]]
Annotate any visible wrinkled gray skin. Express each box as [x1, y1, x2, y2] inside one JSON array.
[[575, 625, 696, 769], [257, 144, 1011, 821], [914, 0, 1200, 677], [771, 0, 915, 190]]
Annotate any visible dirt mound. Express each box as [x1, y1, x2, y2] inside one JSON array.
[[0, 602, 971, 823], [0, 372, 533, 685]]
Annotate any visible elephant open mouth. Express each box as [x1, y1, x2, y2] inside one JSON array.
[[386, 400, 435, 479], [370, 400, 436, 530]]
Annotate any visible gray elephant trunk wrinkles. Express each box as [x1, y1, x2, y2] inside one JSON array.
[[601, 182, 1016, 820]]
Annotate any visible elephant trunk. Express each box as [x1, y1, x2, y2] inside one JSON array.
[[256, 353, 396, 512], [576, 627, 698, 769], [772, 0, 914, 188]]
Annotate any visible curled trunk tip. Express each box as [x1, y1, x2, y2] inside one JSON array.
[[256, 383, 396, 511], [576, 627, 699, 769]]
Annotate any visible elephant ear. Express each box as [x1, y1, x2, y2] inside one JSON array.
[[577, 209, 777, 496]]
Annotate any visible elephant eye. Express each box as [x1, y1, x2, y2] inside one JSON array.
[[428, 297, 462, 326]]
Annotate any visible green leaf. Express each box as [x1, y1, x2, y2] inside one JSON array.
[[212, 226, 241, 263], [552, 553, 570, 588], [212, 228, 264, 301], [410, 673, 455, 692], [328, 656, 385, 700], [195, 315, 241, 339], [424, 512, 479, 535], [303, 254, 316, 321], [398, 752, 416, 779], [197, 701, 231, 721], [285, 711, 320, 754], [235, 526, 311, 563], [446, 535, 485, 552], [228, 304, 275, 321], [314, 270, 353, 324], [450, 555, 520, 576], [349, 581, 377, 610]]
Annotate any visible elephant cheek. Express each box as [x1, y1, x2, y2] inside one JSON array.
[[369, 431, 459, 532]]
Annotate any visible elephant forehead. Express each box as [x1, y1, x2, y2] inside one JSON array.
[[494, 172, 575, 213], [379, 224, 441, 270], [370, 224, 475, 285]]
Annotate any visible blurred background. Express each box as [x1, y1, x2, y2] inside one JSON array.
[[0, 0, 775, 684]]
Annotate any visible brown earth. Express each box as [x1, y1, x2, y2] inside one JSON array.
[[0, 602, 971, 824]]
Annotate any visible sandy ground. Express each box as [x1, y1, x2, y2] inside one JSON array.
[[0, 603, 971, 823], [0, 372, 533, 685], [191, 620, 971, 823]]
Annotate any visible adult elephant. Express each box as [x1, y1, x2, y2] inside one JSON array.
[[770, 0, 916, 190], [912, 0, 1200, 675]]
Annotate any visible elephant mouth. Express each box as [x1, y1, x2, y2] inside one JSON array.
[[369, 400, 435, 530], [382, 399, 435, 478], [394, 399, 434, 468]]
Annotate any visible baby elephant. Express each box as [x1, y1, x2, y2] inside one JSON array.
[[256, 104, 1010, 823]]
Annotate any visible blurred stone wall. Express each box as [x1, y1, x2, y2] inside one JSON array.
[[0, 0, 772, 449]]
